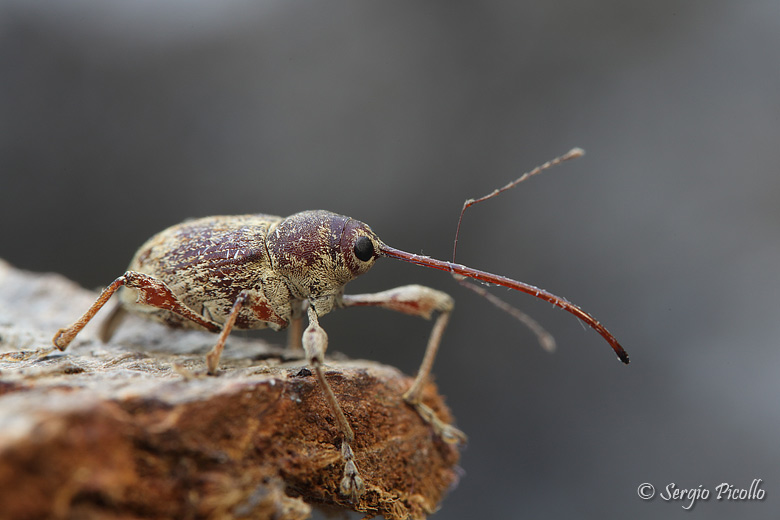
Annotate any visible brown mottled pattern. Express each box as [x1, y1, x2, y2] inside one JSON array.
[[264, 211, 381, 314], [113, 210, 383, 333], [120, 214, 292, 330], [266, 210, 346, 268]]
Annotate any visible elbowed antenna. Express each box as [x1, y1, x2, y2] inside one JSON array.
[[378, 243, 629, 364]]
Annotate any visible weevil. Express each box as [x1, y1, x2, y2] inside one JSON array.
[[53, 148, 628, 500]]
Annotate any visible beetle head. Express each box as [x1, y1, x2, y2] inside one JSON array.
[[266, 210, 381, 306]]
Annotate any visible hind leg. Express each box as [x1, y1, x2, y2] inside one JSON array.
[[53, 271, 220, 350]]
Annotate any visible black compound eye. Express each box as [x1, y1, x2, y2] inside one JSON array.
[[353, 236, 375, 262]]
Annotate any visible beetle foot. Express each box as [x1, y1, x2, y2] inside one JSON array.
[[52, 328, 75, 350], [339, 441, 365, 500], [406, 399, 467, 446]]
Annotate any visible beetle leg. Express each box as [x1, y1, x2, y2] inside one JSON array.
[[303, 305, 365, 500], [53, 271, 220, 350], [286, 301, 305, 352], [204, 291, 253, 374], [286, 316, 303, 351], [340, 285, 467, 445]]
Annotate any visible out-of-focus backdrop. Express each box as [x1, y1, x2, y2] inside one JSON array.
[[2, 1, 779, 518]]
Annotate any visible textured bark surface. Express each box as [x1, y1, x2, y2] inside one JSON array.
[[0, 259, 461, 520]]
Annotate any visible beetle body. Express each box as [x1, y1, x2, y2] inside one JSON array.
[[114, 211, 380, 335]]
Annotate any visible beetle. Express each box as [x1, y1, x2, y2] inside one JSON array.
[[53, 149, 628, 500]]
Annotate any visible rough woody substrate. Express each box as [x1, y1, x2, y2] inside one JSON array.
[[0, 259, 461, 520]]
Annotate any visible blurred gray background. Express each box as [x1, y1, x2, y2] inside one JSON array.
[[2, 1, 779, 518]]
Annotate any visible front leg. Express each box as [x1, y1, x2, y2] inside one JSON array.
[[340, 285, 467, 445], [302, 305, 365, 500]]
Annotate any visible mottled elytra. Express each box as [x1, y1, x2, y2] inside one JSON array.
[[52, 148, 627, 501]]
